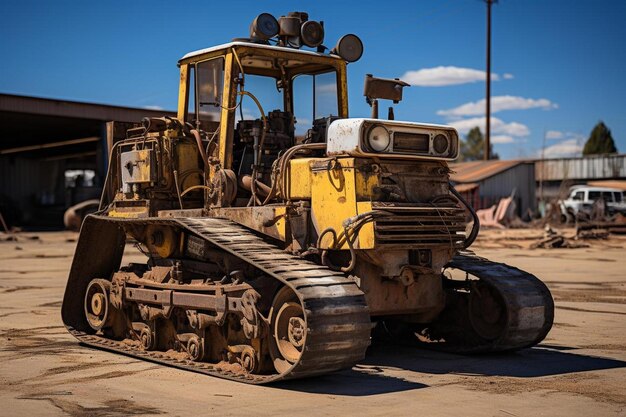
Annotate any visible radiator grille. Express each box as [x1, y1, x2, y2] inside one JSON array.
[[372, 203, 467, 248]]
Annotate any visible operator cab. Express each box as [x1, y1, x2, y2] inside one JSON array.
[[172, 12, 365, 207], [177, 41, 351, 206]]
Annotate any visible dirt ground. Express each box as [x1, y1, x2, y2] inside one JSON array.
[[1, 228, 625, 416]]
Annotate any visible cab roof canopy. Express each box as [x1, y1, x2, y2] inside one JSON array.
[[178, 41, 343, 77]]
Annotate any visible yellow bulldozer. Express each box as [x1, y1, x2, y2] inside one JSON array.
[[62, 11, 553, 383]]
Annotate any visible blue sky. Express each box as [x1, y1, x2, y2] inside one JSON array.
[[1, 0, 624, 159]]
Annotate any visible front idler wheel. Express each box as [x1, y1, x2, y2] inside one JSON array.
[[270, 286, 307, 374], [84, 279, 113, 331]]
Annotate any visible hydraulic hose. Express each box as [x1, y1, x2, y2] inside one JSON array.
[[190, 129, 210, 170], [449, 182, 480, 249]]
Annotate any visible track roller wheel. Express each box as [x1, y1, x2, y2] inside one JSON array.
[[187, 335, 205, 361], [84, 279, 112, 331], [134, 323, 157, 351], [140, 328, 155, 350], [270, 286, 306, 374], [240, 346, 258, 373]]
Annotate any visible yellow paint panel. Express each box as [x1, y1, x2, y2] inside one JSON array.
[[288, 158, 316, 199], [176, 142, 202, 191], [107, 207, 149, 218], [311, 158, 376, 250], [311, 159, 357, 249], [356, 201, 375, 249], [273, 206, 287, 241], [355, 164, 379, 199]]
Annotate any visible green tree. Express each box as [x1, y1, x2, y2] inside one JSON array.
[[583, 121, 618, 155], [459, 127, 499, 161]]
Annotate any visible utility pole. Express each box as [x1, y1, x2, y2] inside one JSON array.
[[539, 129, 547, 204], [484, 0, 496, 160]]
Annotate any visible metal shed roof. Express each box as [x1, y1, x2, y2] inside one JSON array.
[[0, 93, 175, 157], [453, 182, 479, 193], [449, 160, 524, 183]]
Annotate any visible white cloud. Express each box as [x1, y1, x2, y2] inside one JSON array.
[[491, 135, 515, 144], [144, 105, 164, 110], [546, 130, 564, 140], [401, 66, 500, 87], [503, 73, 514, 80], [316, 83, 337, 94], [437, 95, 558, 118], [545, 130, 585, 143], [295, 117, 312, 134], [448, 116, 530, 137], [543, 139, 583, 158]]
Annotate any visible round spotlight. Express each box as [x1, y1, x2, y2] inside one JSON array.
[[367, 125, 390, 152], [333, 34, 364, 63], [300, 20, 324, 47], [250, 13, 279, 40], [433, 134, 450, 154]]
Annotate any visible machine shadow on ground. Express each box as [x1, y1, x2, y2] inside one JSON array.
[[273, 341, 626, 396], [273, 368, 429, 396]]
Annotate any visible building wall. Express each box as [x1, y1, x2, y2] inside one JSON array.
[[535, 154, 626, 181], [535, 154, 626, 201], [458, 187, 480, 210], [0, 155, 100, 228], [478, 163, 536, 216], [0, 156, 62, 227]]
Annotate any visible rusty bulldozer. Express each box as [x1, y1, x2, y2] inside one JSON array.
[[62, 11, 553, 383]]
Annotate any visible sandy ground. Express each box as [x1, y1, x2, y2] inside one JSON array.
[[1, 229, 625, 417]]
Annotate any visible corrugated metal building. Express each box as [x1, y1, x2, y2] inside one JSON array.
[[450, 160, 536, 217], [535, 154, 626, 199]]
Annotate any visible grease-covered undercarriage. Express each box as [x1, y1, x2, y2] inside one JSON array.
[[63, 214, 552, 383]]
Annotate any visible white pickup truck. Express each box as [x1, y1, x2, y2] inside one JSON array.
[[561, 186, 626, 218]]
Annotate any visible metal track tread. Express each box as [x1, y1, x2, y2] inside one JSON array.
[[419, 252, 554, 353], [66, 216, 372, 384]]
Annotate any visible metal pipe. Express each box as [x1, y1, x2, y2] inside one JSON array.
[[181, 185, 213, 197], [190, 129, 209, 170], [371, 99, 378, 119], [173, 170, 184, 209], [449, 183, 480, 248], [240, 175, 271, 198]]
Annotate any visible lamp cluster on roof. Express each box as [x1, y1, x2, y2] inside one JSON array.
[[245, 11, 363, 63]]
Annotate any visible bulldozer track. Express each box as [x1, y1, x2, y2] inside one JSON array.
[[384, 253, 553, 354], [65, 215, 372, 384], [446, 252, 554, 352]]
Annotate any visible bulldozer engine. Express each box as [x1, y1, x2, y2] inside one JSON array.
[[62, 11, 554, 384], [105, 116, 205, 217]]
